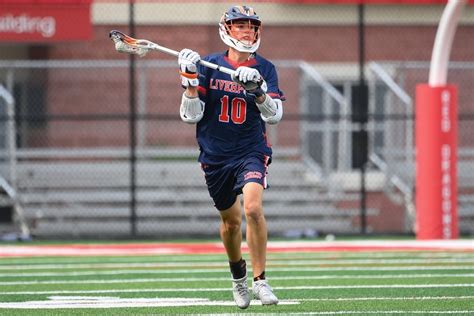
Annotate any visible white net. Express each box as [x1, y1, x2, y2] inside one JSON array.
[[114, 41, 148, 57]]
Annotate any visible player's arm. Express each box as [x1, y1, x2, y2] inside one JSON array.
[[232, 66, 283, 125], [254, 94, 283, 125], [178, 49, 205, 124]]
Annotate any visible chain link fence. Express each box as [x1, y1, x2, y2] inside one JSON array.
[[0, 1, 473, 238]]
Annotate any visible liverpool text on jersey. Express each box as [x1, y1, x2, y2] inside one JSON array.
[[209, 78, 246, 94]]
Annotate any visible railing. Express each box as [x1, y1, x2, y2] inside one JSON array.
[[299, 61, 349, 181], [0, 84, 16, 185], [368, 62, 415, 228], [368, 61, 474, 233], [0, 84, 30, 238]]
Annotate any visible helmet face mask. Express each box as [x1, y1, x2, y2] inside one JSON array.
[[219, 5, 261, 53]]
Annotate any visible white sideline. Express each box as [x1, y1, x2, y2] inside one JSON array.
[[230, 312, 472, 315], [0, 296, 472, 310], [1, 283, 473, 295], [267, 240, 474, 249], [282, 312, 472, 315], [292, 296, 474, 302], [0, 297, 295, 309], [1, 274, 473, 285], [1, 257, 473, 270]]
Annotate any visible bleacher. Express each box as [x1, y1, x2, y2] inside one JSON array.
[[8, 148, 374, 238], [371, 149, 474, 235], [3, 144, 473, 238]]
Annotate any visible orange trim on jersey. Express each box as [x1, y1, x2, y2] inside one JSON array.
[[179, 71, 198, 79], [224, 55, 258, 70], [267, 92, 280, 99], [263, 132, 272, 148], [268, 92, 286, 101], [198, 86, 207, 96]]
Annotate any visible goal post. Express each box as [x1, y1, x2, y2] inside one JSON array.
[[415, 0, 467, 239]]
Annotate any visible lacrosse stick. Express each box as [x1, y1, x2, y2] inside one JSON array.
[[109, 30, 235, 76]]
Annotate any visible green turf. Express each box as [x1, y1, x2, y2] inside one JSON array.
[[0, 245, 472, 315]]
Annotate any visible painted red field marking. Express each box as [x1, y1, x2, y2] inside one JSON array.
[[0, 240, 472, 257]]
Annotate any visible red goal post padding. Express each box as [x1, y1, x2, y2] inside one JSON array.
[[415, 84, 458, 240]]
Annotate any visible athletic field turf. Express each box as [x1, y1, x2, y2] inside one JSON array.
[[0, 240, 472, 315]]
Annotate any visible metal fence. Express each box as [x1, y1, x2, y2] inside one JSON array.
[[0, 1, 473, 238], [0, 60, 473, 238], [0, 60, 363, 238]]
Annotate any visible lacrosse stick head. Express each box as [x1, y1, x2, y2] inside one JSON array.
[[109, 30, 149, 57]]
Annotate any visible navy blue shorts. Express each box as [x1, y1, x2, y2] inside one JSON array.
[[201, 153, 271, 211]]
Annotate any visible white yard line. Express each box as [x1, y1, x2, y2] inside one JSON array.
[[1, 283, 473, 295], [287, 296, 474, 302], [267, 240, 474, 249], [268, 252, 474, 258], [1, 255, 472, 266], [282, 312, 473, 315], [0, 251, 470, 264], [0, 258, 472, 270], [1, 265, 473, 277], [1, 274, 473, 285], [0, 297, 296, 309], [0, 295, 471, 310], [228, 312, 473, 315]]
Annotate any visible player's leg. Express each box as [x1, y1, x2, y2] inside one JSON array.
[[242, 182, 278, 305], [202, 162, 242, 262], [242, 182, 267, 278], [203, 162, 250, 309], [237, 154, 278, 305], [219, 197, 243, 263], [219, 196, 251, 309]]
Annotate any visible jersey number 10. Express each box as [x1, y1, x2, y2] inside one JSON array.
[[218, 96, 247, 124]]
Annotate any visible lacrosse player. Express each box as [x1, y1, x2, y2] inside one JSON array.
[[177, 5, 284, 309]]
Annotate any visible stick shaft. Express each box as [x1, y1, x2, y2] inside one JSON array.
[[147, 42, 235, 76], [110, 30, 236, 76]]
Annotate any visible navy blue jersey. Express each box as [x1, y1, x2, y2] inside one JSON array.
[[195, 51, 285, 165]]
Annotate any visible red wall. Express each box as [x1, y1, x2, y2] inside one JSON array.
[[40, 24, 474, 148]]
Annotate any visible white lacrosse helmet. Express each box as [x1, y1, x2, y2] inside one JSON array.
[[219, 5, 261, 53]]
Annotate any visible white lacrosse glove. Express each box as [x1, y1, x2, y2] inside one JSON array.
[[178, 49, 201, 87], [232, 66, 266, 99]]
